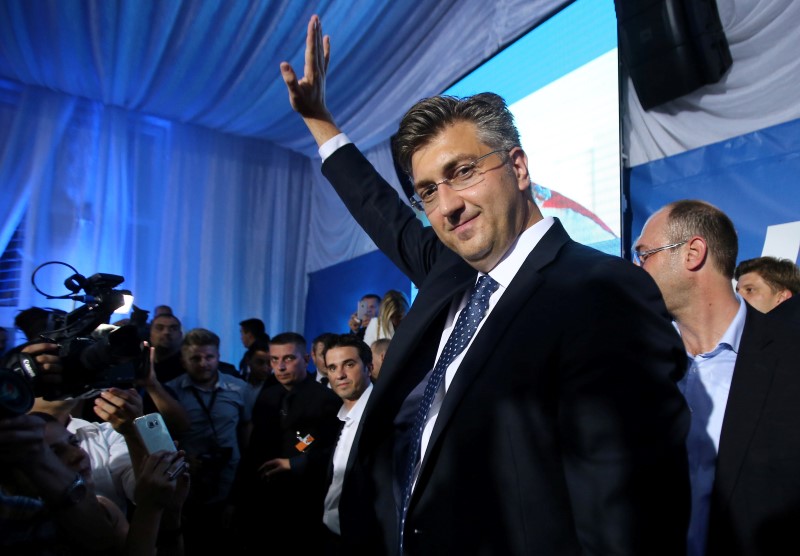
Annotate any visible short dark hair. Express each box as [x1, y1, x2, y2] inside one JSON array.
[[312, 332, 338, 351], [371, 337, 391, 355], [182, 328, 220, 349], [323, 334, 372, 367], [361, 294, 381, 303], [393, 93, 521, 176], [664, 200, 738, 279], [152, 313, 182, 328], [735, 256, 800, 295], [249, 338, 271, 354], [239, 318, 266, 336], [270, 332, 307, 352]]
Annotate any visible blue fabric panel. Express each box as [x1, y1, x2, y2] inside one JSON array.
[[304, 250, 411, 357], [629, 117, 800, 263]]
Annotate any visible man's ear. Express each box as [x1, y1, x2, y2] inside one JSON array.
[[509, 147, 530, 191], [685, 236, 707, 271], [776, 289, 793, 305]]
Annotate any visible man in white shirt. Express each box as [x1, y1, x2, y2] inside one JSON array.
[[322, 334, 374, 550]]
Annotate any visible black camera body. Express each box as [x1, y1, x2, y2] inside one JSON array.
[[0, 270, 146, 418]]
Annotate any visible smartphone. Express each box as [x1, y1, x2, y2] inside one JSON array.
[[133, 413, 177, 454], [356, 300, 368, 322]]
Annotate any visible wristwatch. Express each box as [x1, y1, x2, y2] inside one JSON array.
[[53, 474, 88, 510]]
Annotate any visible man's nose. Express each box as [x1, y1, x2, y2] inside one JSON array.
[[436, 183, 464, 216]]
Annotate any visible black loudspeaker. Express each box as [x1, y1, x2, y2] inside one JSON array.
[[615, 0, 732, 110]]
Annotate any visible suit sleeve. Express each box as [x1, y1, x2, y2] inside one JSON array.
[[558, 258, 690, 554], [321, 143, 443, 287]]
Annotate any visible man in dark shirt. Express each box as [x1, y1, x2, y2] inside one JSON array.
[[233, 332, 341, 554]]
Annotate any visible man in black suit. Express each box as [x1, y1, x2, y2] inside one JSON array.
[[232, 332, 341, 554], [635, 199, 800, 555], [280, 16, 690, 555]]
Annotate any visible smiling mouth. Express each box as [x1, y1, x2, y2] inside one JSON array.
[[451, 214, 477, 232]]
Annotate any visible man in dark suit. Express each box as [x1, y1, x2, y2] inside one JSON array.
[[635, 199, 800, 556], [232, 332, 341, 554], [280, 16, 691, 555]]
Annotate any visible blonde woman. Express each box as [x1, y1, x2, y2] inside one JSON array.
[[363, 290, 408, 347]]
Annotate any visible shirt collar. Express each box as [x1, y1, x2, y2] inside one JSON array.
[[719, 295, 747, 354], [677, 296, 747, 358], [486, 217, 555, 288], [337, 382, 374, 424]]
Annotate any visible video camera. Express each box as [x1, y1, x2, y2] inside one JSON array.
[[0, 263, 147, 418]]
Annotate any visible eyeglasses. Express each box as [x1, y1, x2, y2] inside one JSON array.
[[631, 240, 688, 266], [408, 149, 508, 212]]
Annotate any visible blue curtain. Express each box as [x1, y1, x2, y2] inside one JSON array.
[[0, 79, 313, 363], [0, 0, 574, 358]]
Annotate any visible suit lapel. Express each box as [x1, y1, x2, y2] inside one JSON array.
[[416, 221, 570, 488], [715, 308, 776, 503], [358, 252, 475, 449]]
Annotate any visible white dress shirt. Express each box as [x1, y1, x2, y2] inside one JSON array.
[[323, 382, 374, 534]]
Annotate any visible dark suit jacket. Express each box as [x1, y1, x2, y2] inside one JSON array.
[[232, 375, 341, 551], [324, 144, 690, 556], [767, 294, 800, 327], [707, 306, 800, 555]]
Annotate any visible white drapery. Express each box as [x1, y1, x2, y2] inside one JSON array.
[[623, 0, 800, 167], [0, 0, 572, 358], [0, 80, 313, 361]]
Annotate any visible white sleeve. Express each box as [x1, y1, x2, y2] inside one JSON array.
[[100, 423, 137, 503], [318, 133, 352, 163], [363, 318, 378, 347]]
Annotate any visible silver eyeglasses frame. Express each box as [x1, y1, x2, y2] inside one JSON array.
[[632, 240, 688, 266], [408, 149, 508, 212]]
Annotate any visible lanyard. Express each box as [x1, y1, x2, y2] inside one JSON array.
[[191, 386, 221, 440]]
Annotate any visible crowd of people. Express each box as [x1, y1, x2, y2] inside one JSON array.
[[0, 292, 402, 554], [2, 13, 800, 556]]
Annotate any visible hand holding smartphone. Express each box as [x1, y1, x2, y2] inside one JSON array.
[[356, 300, 368, 322], [133, 413, 186, 479]]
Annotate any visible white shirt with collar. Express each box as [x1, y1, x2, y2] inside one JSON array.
[[323, 382, 374, 534], [318, 132, 556, 483], [418, 217, 555, 467], [678, 295, 747, 556]]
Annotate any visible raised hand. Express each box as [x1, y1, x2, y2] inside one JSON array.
[[280, 15, 341, 145], [281, 14, 331, 119]]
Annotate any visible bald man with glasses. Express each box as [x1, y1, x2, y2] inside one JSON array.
[[635, 199, 800, 556]]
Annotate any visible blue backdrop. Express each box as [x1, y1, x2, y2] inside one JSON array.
[[628, 117, 800, 264], [304, 249, 411, 369]]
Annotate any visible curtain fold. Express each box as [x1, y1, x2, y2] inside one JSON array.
[[0, 80, 312, 362], [0, 0, 575, 350]]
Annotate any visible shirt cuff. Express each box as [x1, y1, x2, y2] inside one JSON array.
[[319, 133, 352, 163]]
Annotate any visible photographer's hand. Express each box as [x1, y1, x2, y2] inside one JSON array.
[[136, 345, 190, 435], [94, 387, 143, 436], [20, 342, 62, 389], [94, 387, 149, 478]]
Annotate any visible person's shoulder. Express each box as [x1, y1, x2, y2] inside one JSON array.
[[743, 303, 800, 352]]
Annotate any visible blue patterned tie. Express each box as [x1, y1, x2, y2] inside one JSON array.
[[399, 274, 500, 548]]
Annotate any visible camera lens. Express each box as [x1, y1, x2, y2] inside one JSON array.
[[148, 420, 157, 428]]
